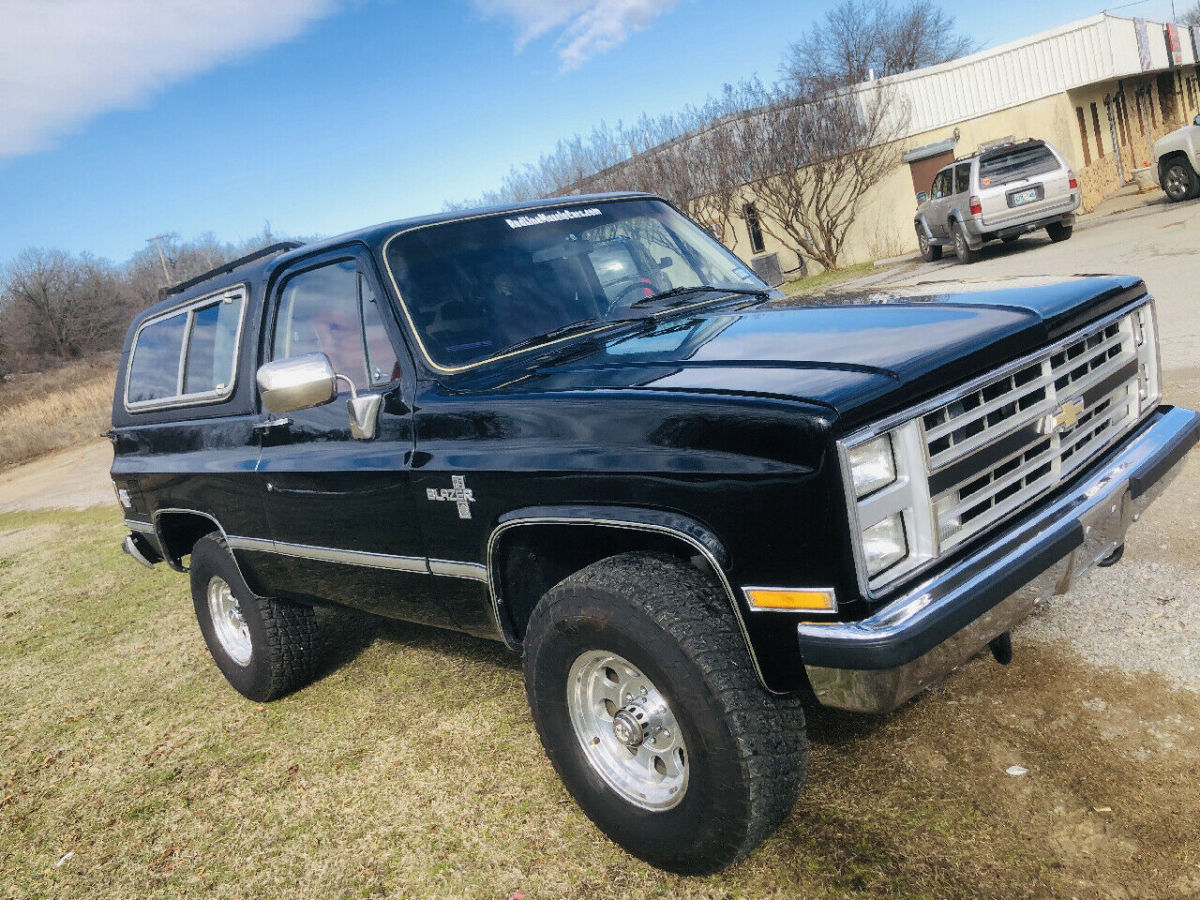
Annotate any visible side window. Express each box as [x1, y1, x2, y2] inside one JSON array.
[[954, 164, 971, 194], [360, 273, 399, 386], [272, 259, 398, 392], [930, 170, 949, 199], [125, 287, 246, 409]]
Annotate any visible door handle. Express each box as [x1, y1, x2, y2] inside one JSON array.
[[253, 417, 292, 433]]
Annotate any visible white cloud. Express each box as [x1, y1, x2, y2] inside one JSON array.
[[473, 0, 682, 70], [0, 0, 341, 159]]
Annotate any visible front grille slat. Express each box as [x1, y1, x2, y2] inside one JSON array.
[[928, 311, 1143, 553]]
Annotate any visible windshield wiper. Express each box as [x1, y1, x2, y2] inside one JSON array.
[[501, 317, 624, 356], [628, 285, 770, 308]]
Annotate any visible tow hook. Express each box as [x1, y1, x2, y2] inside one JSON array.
[[989, 631, 1013, 665]]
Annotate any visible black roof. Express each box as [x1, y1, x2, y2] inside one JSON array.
[[137, 192, 656, 321], [273, 191, 654, 262]]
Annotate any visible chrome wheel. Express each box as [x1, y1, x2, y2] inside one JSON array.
[[207, 576, 252, 666], [567, 650, 688, 811], [1165, 163, 1191, 201]]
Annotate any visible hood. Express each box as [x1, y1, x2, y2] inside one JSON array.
[[468, 275, 1147, 431]]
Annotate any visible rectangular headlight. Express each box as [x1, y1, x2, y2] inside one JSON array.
[[848, 435, 896, 498], [862, 513, 907, 575]]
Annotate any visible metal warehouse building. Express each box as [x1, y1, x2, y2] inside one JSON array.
[[738, 13, 1200, 272]]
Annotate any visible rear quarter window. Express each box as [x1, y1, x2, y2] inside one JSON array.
[[125, 286, 247, 411], [978, 145, 1060, 186]]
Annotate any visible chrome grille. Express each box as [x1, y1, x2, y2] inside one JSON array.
[[926, 313, 1141, 552]]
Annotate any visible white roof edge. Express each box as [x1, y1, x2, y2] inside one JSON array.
[[850, 12, 1164, 94]]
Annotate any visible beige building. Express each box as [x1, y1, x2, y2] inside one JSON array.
[[733, 13, 1200, 275]]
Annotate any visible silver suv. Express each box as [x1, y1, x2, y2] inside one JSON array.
[[914, 139, 1080, 264]]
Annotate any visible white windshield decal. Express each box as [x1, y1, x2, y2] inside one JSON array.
[[505, 207, 603, 229]]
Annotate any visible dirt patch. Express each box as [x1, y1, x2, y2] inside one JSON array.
[[0, 440, 113, 513]]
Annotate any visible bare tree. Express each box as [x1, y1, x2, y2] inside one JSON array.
[[1, 248, 130, 360], [735, 82, 906, 270], [782, 0, 974, 91], [1183, 2, 1200, 26]]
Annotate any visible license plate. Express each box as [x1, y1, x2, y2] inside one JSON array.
[[1010, 187, 1039, 206]]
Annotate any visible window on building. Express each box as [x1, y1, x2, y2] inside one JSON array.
[[126, 287, 246, 409], [1090, 103, 1104, 158], [1076, 107, 1092, 167], [744, 203, 765, 254]]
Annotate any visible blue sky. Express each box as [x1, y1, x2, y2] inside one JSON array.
[[0, 0, 1183, 265]]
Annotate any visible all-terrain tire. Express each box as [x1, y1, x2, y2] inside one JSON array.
[[522, 551, 807, 874], [917, 224, 942, 262], [190, 534, 323, 702], [1046, 222, 1074, 242]]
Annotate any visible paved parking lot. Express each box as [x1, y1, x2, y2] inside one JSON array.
[[855, 199, 1200, 690]]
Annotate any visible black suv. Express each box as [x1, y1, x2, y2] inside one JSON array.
[[111, 193, 1197, 874]]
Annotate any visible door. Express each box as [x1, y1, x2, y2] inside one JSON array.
[[928, 168, 954, 238], [254, 247, 458, 629]]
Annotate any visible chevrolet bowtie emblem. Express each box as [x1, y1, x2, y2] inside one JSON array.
[[1046, 398, 1085, 433]]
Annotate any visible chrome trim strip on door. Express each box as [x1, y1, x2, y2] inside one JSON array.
[[227, 537, 429, 573], [428, 559, 488, 581], [124, 519, 155, 534]]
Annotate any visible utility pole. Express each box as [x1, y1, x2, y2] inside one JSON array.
[[146, 234, 171, 284]]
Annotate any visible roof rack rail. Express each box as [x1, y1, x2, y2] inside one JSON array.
[[158, 241, 303, 300]]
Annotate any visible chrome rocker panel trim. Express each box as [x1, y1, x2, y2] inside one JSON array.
[[801, 405, 1198, 714]]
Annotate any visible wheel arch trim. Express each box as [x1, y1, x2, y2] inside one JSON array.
[[486, 505, 777, 693], [151, 508, 249, 583]]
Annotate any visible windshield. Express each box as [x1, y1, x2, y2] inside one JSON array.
[[383, 198, 767, 370]]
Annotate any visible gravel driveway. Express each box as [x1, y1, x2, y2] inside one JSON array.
[[858, 199, 1200, 692]]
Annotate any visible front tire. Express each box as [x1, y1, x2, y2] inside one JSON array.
[[190, 534, 323, 702], [1046, 222, 1073, 242], [916, 224, 942, 262], [953, 221, 976, 263], [522, 552, 807, 874], [1162, 158, 1200, 202]]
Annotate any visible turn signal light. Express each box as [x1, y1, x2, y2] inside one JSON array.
[[1069, 175, 1078, 190], [969, 195, 982, 215], [744, 588, 837, 613]]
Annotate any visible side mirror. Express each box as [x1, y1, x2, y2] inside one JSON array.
[[256, 353, 337, 414], [916, 191, 929, 203]]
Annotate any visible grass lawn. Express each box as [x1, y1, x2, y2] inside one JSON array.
[[2, 507, 1198, 898], [781, 262, 875, 298]]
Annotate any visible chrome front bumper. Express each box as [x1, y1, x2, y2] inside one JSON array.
[[798, 405, 1198, 713]]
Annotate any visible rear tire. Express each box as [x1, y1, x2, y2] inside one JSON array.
[[522, 552, 807, 874], [916, 225, 942, 262], [1046, 222, 1073, 242], [1162, 158, 1200, 202], [953, 221, 976, 264], [190, 534, 323, 702]]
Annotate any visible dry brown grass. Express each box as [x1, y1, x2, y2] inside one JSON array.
[[0, 357, 115, 468], [2, 507, 1199, 899]]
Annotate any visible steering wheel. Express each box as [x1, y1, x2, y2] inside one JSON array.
[[608, 278, 653, 309]]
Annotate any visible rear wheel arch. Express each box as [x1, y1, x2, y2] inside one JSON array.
[[153, 509, 225, 570]]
